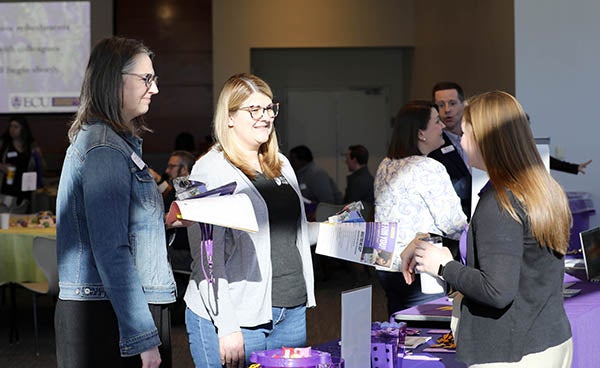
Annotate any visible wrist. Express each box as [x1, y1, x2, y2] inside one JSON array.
[[437, 260, 450, 280]]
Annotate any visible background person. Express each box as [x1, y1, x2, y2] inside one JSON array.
[[288, 145, 343, 221], [374, 100, 466, 317], [55, 37, 176, 368], [344, 144, 374, 220], [0, 115, 44, 207], [428, 82, 471, 219], [409, 91, 572, 367], [184, 73, 315, 367]]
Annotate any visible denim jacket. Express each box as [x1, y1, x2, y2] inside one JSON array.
[[56, 121, 176, 356]]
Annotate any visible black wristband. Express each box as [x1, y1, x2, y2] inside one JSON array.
[[437, 263, 446, 280]]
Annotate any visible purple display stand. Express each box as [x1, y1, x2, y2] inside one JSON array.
[[567, 192, 596, 254]]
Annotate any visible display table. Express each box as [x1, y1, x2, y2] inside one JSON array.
[[562, 272, 600, 368], [0, 226, 56, 284], [391, 272, 600, 368], [315, 328, 466, 368]]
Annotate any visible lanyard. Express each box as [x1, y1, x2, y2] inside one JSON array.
[[200, 222, 214, 284]]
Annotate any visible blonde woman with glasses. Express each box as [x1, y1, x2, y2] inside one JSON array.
[[183, 73, 315, 368]]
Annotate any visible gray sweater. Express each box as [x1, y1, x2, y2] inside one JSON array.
[[442, 187, 571, 365], [183, 148, 316, 338]]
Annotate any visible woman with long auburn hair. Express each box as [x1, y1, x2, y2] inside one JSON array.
[[406, 91, 572, 367]]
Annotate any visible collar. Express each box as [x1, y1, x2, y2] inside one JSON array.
[[478, 180, 492, 196]]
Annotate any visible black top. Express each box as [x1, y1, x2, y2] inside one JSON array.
[[550, 156, 579, 174], [428, 132, 472, 219], [344, 166, 374, 205], [252, 173, 306, 307], [1, 143, 32, 202], [442, 186, 571, 365]]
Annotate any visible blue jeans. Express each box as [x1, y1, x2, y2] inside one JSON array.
[[186, 305, 306, 367]]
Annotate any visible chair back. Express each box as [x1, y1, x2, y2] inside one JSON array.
[[32, 237, 59, 296], [10, 199, 30, 214], [315, 202, 345, 222]]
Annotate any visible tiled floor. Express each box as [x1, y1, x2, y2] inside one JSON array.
[[0, 259, 387, 367]]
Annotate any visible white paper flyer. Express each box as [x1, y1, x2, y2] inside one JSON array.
[[316, 222, 405, 271], [166, 193, 258, 232]]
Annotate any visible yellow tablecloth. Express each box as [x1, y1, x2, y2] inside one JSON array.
[[0, 226, 56, 284]]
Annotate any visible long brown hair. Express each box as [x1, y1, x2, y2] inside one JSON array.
[[463, 91, 571, 254], [213, 73, 282, 179], [68, 37, 153, 141]]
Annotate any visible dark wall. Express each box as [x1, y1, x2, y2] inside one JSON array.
[[0, 0, 213, 175], [115, 0, 213, 153]]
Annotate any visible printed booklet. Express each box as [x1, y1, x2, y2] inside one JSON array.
[[316, 222, 404, 271]]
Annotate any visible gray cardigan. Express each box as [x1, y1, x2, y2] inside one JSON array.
[[183, 148, 316, 338], [442, 186, 571, 365]]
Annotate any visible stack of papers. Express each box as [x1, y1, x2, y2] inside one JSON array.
[[404, 336, 431, 349]]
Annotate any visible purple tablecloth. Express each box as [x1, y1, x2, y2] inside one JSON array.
[[390, 272, 600, 368], [314, 329, 466, 368], [563, 272, 600, 368]]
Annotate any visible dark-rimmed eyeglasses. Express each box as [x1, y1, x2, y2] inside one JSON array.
[[238, 103, 279, 120], [122, 73, 159, 88]]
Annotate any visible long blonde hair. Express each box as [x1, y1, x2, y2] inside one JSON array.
[[213, 73, 281, 179], [463, 91, 571, 254]]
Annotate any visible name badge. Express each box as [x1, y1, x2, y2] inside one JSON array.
[[441, 145, 455, 154], [6, 151, 17, 158], [130, 152, 146, 170]]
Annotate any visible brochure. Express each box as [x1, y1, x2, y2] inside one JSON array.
[[165, 181, 258, 232], [316, 222, 404, 271]]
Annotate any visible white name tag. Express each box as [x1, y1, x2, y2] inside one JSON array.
[[131, 152, 146, 170], [441, 145, 455, 154], [6, 151, 17, 158]]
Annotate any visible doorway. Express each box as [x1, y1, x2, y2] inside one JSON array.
[[284, 87, 390, 192]]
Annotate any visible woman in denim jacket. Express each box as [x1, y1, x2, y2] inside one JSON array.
[[55, 37, 176, 368]]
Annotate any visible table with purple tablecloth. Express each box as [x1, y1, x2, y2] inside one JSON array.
[[390, 272, 600, 368], [314, 328, 466, 368], [562, 272, 600, 368]]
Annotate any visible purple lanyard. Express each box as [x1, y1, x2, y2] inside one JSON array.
[[200, 222, 214, 284]]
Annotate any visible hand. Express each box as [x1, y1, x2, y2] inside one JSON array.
[[148, 167, 162, 182], [219, 331, 245, 368], [400, 233, 429, 285], [414, 239, 453, 276], [578, 159, 592, 174], [165, 219, 196, 228], [140, 346, 161, 368]]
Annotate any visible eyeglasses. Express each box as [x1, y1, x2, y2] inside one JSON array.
[[122, 73, 159, 88], [238, 103, 279, 120]]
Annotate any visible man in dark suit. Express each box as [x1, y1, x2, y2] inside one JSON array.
[[344, 144, 374, 220], [428, 82, 472, 219]]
